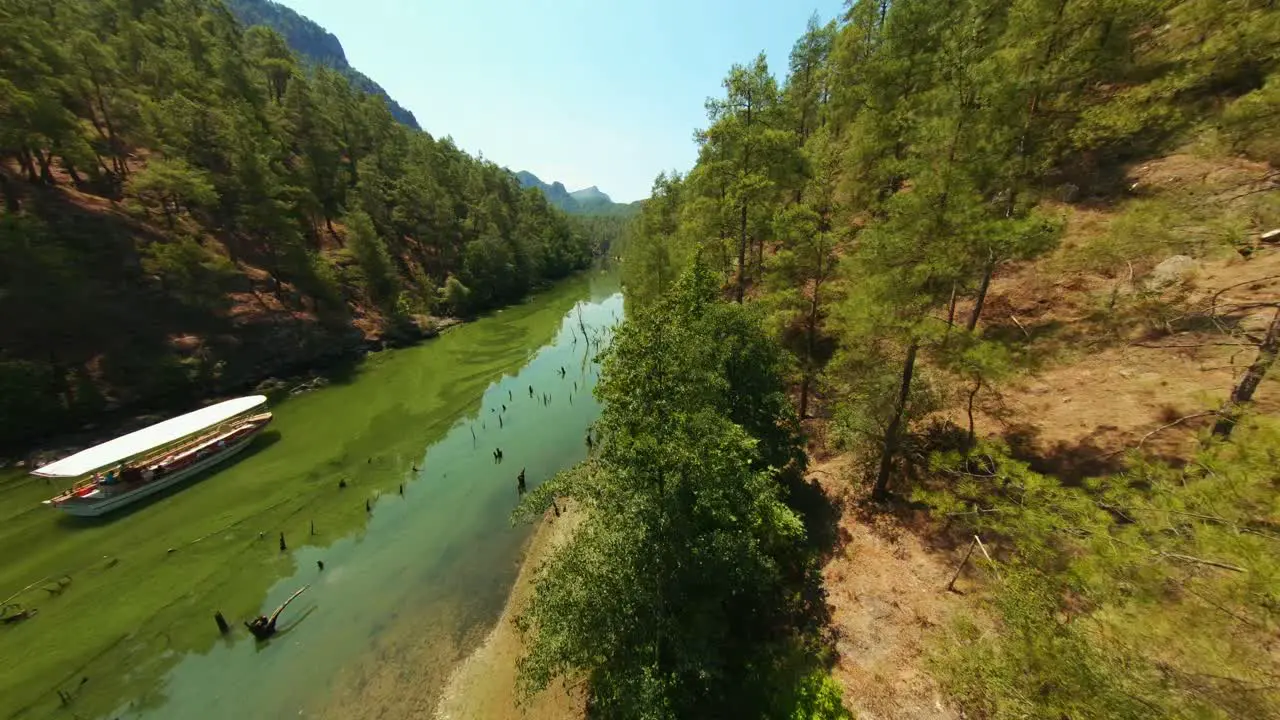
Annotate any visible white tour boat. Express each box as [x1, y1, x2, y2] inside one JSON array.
[[38, 395, 273, 517]]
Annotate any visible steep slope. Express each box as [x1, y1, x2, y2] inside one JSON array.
[[0, 0, 593, 453], [224, 0, 421, 130]]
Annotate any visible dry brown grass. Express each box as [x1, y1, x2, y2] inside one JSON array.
[[817, 152, 1279, 717], [810, 455, 978, 720]]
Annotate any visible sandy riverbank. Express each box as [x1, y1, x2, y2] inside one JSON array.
[[432, 505, 586, 720]]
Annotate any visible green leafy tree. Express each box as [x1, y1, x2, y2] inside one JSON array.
[[622, 172, 691, 310], [700, 54, 799, 301], [439, 274, 471, 316], [514, 262, 820, 717], [765, 128, 844, 420], [344, 209, 398, 310], [784, 13, 837, 146], [140, 236, 238, 312], [128, 157, 219, 227]]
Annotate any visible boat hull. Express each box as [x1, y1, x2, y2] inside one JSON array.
[[51, 431, 260, 518]]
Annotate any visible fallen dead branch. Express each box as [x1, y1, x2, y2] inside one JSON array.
[[1104, 411, 1219, 459]]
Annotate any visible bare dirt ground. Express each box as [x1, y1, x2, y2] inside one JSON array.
[[969, 233, 1280, 472], [811, 455, 979, 720]]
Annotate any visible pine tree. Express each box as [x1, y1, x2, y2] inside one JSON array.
[[344, 209, 398, 310], [765, 128, 844, 420], [700, 54, 797, 301]]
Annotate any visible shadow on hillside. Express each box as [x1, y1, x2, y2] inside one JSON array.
[[7, 188, 239, 384], [782, 469, 841, 641], [4, 186, 368, 454], [1000, 422, 1128, 483]]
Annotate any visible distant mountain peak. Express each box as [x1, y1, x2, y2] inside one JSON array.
[[570, 186, 612, 204], [513, 171, 635, 216]]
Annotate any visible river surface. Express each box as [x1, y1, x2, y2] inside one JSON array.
[[0, 270, 622, 720]]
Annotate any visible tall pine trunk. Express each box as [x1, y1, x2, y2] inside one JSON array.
[[18, 149, 38, 183], [966, 376, 982, 448], [798, 373, 811, 421], [90, 74, 125, 180], [1212, 307, 1280, 438], [33, 149, 54, 184], [0, 172, 20, 212], [736, 203, 748, 303], [64, 159, 83, 186], [966, 256, 995, 332], [799, 271, 824, 420], [874, 341, 918, 500]]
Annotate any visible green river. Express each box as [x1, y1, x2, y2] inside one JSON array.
[[0, 270, 623, 720]]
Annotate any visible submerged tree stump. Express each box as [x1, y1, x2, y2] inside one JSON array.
[[245, 585, 309, 641]]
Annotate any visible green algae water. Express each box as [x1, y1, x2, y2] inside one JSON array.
[[0, 270, 623, 720]]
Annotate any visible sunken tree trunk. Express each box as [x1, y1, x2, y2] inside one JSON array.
[[245, 585, 310, 640]]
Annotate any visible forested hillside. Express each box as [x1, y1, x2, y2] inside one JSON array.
[[0, 0, 596, 452], [224, 0, 421, 129], [522, 0, 1280, 718]]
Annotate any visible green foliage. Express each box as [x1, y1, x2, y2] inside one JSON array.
[[0, 0, 597, 447], [0, 359, 63, 450], [1062, 195, 1245, 276], [919, 421, 1280, 719], [140, 236, 239, 312], [572, 213, 634, 258], [128, 158, 219, 225], [1221, 74, 1280, 164], [439, 274, 471, 316], [930, 569, 1156, 720], [607, 0, 1280, 716], [776, 670, 854, 720], [514, 261, 822, 718], [622, 172, 694, 310], [344, 209, 398, 310], [223, 0, 421, 129]]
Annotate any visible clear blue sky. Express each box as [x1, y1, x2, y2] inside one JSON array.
[[276, 0, 846, 203]]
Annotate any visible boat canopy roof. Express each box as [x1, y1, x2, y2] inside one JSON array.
[[33, 396, 268, 478]]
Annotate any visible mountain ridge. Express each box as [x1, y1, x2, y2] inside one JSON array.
[[225, 0, 421, 130], [514, 171, 639, 216]]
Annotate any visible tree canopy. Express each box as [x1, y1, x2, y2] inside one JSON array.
[[0, 0, 597, 450], [610, 0, 1280, 717], [514, 261, 845, 718]]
